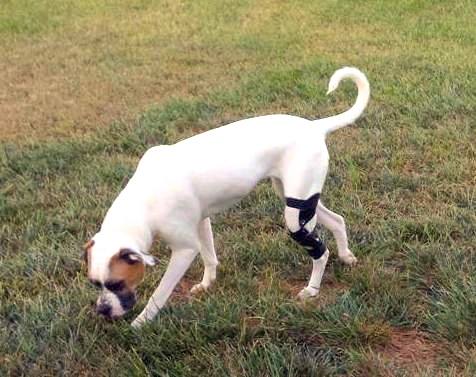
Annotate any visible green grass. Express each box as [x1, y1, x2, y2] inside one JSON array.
[[1, 1, 476, 376]]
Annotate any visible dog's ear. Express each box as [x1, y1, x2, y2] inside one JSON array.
[[83, 239, 95, 264], [119, 248, 158, 266], [118, 248, 141, 264]]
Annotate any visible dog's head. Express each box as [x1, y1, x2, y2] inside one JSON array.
[[83, 234, 157, 320]]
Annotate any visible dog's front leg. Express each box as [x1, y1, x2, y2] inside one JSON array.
[[191, 218, 218, 294], [131, 248, 198, 328]]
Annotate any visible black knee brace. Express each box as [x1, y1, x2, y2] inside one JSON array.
[[286, 193, 327, 260]]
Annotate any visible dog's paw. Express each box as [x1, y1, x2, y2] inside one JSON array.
[[297, 286, 319, 300], [190, 282, 209, 295], [340, 251, 358, 266]]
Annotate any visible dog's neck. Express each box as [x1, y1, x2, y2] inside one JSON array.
[[100, 191, 156, 253], [100, 217, 154, 255], [100, 221, 153, 253]]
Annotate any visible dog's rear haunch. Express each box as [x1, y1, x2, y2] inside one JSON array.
[[84, 67, 369, 327]]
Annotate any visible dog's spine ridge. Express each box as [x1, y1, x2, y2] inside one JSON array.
[[315, 67, 370, 134]]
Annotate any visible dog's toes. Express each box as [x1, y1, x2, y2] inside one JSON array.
[[297, 286, 319, 300], [340, 251, 358, 266], [190, 282, 208, 294]]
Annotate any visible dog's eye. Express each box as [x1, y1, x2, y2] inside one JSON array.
[[89, 279, 102, 289], [104, 280, 125, 292]]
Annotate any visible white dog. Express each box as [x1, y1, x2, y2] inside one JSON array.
[[83, 67, 370, 327]]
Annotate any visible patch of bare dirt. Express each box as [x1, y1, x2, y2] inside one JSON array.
[[169, 277, 196, 303], [378, 328, 445, 370], [355, 328, 449, 376]]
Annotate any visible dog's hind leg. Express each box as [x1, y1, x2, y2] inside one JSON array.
[[299, 249, 330, 299], [315, 202, 357, 265], [284, 198, 330, 299], [281, 151, 330, 299], [191, 217, 219, 294]]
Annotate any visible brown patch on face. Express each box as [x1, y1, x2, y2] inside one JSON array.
[[108, 252, 145, 291]]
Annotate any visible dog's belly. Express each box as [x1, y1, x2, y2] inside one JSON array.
[[205, 197, 243, 216]]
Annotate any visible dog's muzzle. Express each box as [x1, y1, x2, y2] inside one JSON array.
[[96, 291, 137, 319], [117, 291, 136, 312]]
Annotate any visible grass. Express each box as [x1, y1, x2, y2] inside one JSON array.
[[1, 0, 476, 375]]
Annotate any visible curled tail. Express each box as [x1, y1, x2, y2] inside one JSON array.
[[314, 67, 370, 134]]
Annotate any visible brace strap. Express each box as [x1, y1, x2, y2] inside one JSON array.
[[290, 228, 327, 260], [285, 193, 320, 210], [286, 193, 325, 260], [286, 193, 320, 227]]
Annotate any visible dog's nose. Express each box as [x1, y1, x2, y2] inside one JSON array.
[[96, 303, 112, 317]]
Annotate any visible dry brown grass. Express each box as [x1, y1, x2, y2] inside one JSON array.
[[0, 34, 233, 141], [3, 0, 473, 142]]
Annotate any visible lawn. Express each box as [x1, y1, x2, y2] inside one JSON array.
[[1, 0, 475, 376]]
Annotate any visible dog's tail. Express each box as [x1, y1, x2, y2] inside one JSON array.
[[314, 67, 370, 134]]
